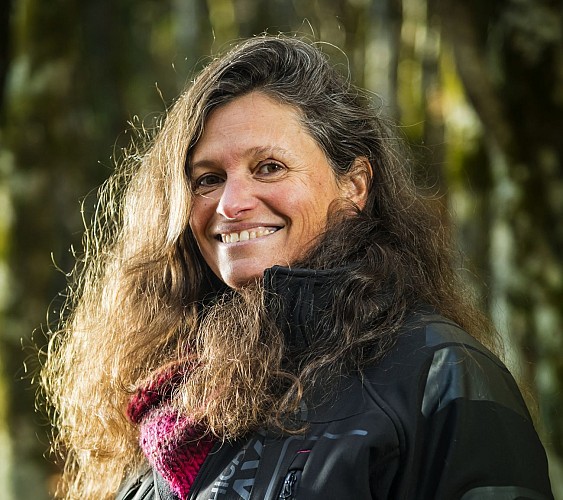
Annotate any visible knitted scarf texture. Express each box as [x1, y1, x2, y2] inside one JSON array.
[[127, 367, 215, 499]]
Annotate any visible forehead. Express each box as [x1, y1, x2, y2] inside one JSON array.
[[190, 92, 317, 167], [203, 92, 303, 136]]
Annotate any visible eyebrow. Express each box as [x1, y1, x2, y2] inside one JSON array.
[[190, 145, 295, 170]]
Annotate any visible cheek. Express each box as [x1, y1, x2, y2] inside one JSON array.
[[188, 201, 210, 246], [187, 212, 199, 240], [287, 190, 339, 239]]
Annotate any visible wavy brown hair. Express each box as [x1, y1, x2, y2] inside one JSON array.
[[41, 35, 495, 499]]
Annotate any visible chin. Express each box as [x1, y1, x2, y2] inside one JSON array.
[[219, 271, 261, 290], [219, 263, 278, 290]]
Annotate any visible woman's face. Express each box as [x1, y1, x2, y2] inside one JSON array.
[[189, 92, 361, 289]]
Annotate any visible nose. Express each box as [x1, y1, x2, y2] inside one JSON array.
[[216, 175, 258, 219]]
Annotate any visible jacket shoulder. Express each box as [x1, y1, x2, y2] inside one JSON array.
[[363, 312, 531, 423], [362, 313, 552, 499]]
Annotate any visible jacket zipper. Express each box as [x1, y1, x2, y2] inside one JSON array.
[[278, 470, 302, 499]]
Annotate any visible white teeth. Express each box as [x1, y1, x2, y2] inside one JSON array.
[[221, 228, 277, 243]]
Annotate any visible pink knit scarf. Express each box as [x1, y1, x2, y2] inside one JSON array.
[[127, 367, 215, 499]]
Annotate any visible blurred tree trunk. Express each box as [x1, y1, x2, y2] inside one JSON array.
[[421, 0, 446, 195], [441, 0, 563, 495], [0, 0, 12, 111], [1, 0, 16, 497], [365, 0, 402, 118]]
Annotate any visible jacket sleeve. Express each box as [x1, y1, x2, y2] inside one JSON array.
[[414, 342, 553, 500]]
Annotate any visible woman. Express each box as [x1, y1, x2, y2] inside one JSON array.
[[43, 36, 553, 499]]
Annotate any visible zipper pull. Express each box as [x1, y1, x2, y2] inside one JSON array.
[[279, 470, 301, 499]]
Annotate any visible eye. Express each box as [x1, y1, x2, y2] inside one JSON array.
[[256, 162, 286, 177], [194, 173, 224, 191]]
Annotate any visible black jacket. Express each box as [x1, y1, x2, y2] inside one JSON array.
[[117, 267, 553, 500]]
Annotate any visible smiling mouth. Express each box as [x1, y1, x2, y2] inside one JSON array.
[[219, 227, 281, 244]]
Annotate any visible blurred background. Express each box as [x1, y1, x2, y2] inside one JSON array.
[[0, 0, 562, 498]]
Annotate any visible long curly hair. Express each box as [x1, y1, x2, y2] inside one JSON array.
[[41, 35, 495, 499]]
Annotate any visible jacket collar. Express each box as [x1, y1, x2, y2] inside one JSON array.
[[263, 265, 347, 350]]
